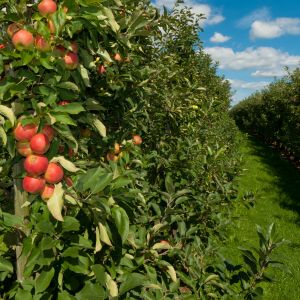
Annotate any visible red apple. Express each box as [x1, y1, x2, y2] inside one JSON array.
[[58, 100, 70, 106], [0, 44, 5, 50], [106, 152, 118, 162], [16, 141, 32, 157], [40, 184, 55, 200], [114, 53, 122, 62], [30, 133, 50, 154], [24, 154, 49, 175], [132, 134, 142, 145], [64, 52, 79, 70], [97, 64, 106, 74], [44, 162, 64, 184], [38, 0, 57, 16], [23, 176, 46, 194], [13, 123, 38, 141], [42, 124, 55, 141], [12, 29, 34, 49], [68, 148, 75, 157], [35, 35, 50, 51], [54, 45, 65, 56]]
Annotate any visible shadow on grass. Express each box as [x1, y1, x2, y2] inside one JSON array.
[[246, 135, 300, 224]]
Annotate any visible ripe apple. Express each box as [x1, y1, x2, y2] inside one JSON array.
[[58, 100, 70, 106], [97, 64, 106, 74], [106, 152, 118, 162], [7, 23, 21, 38], [23, 176, 45, 194], [24, 154, 49, 175], [45, 162, 64, 184], [38, 0, 57, 16], [64, 52, 79, 70], [132, 134, 142, 145], [42, 124, 55, 141], [13, 122, 38, 141], [114, 53, 122, 62], [0, 44, 5, 50], [30, 133, 50, 154], [40, 184, 55, 200], [35, 35, 50, 51], [68, 148, 75, 157], [12, 29, 34, 49], [16, 141, 32, 157], [54, 45, 65, 56]]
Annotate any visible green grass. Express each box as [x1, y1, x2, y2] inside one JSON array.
[[224, 135, 300, 299]]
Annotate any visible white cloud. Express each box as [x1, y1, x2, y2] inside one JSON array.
[[210, 32, 231, 43], [251, 70, 286, 77], [237, 7, 271, 28], [251, 18, 300, 39], [228, 79, 270, 90], [204, 46, 300, 71], [153, 0, 225, 26]]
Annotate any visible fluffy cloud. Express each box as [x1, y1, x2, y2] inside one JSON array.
[[237, 7, 271, 28], [228, 79, 269, 90], [153, 0, 224, 26], [204, 46, 300, 71], [251, 70, 287, 77], [251, 18, 300, 39], [210, 32, 231, 43]]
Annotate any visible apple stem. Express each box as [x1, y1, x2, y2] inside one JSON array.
[[13, 163, 30, 282]]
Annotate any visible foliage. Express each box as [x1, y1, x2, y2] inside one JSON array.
[[230, 67, 300, 157], [0, 0, 284, 298]]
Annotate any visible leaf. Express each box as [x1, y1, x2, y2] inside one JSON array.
[[62, 216, 80, 232], [0, 257, 13, 273], [0, 126, 7, 145], [58, 291, 76, 300], [152, 241, 171, 250], [166, 265, 177, 282], [119, 273, 147, 295], [111, 206, 129, 243], [92, 265, 106, 286], [94, 226, 102, 253], [99, 222, 112, 246], [35, 267, 55, 294], [165, 174, 175, 194], [57, 81, 80, 92], [79, 64, 91, 87], [105, 273, 118, 297], [47, 183, 64, 222], [91, 172, 113, 194], [15, 289, 33, 300], [0, 104, 15, 126], [50, 156, 81, 172], [53, 103, 85, 114], [75, 282, 105, 300], [93, 118, 106, 137], [102, 7, 120, 33]]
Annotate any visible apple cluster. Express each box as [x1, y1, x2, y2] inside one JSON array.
[[7, 0, 79, 70], [14, 122, 64, 200]]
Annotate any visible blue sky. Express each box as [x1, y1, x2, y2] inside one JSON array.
[[153, 0, 300, 104]]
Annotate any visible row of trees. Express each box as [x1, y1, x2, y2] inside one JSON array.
[[231, 68, 300, 157], [0, 0, 282, 298]]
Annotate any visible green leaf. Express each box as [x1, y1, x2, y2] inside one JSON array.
[[105, 273, 118, 297], [47, 183, 64, 222], [0, 257, 13, 273], [0, 104, 15, 126], [119, 273, 147, 295], [35, 268, 55, 294], [102, 7, 120, 33], [50, 156, 81, 172], [0, 126, 7, 145], [62, 216, 80, 232], [58, 291, 76, 300], [50, 112, 77, 126], [79, 64, 91, 87], [15, 289, 33, 300], [75, 282, 105, 299], [92, 264, 106, 286], [93, 118, 106, 137], [57, 81, 80, 92], [165, 174, 175, 194], [99, 222, 112, 246], [53, 103, 85, 114], [111, 206, 129, 243]]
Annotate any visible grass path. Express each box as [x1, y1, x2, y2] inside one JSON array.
[[224, 135, 300, 299]]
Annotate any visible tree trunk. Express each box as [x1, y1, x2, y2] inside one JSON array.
[[13, 163, 29, 282]]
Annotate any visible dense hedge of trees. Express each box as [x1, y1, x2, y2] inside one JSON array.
[[231, 68, 300, 157], [0, 1, 283, 298]]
